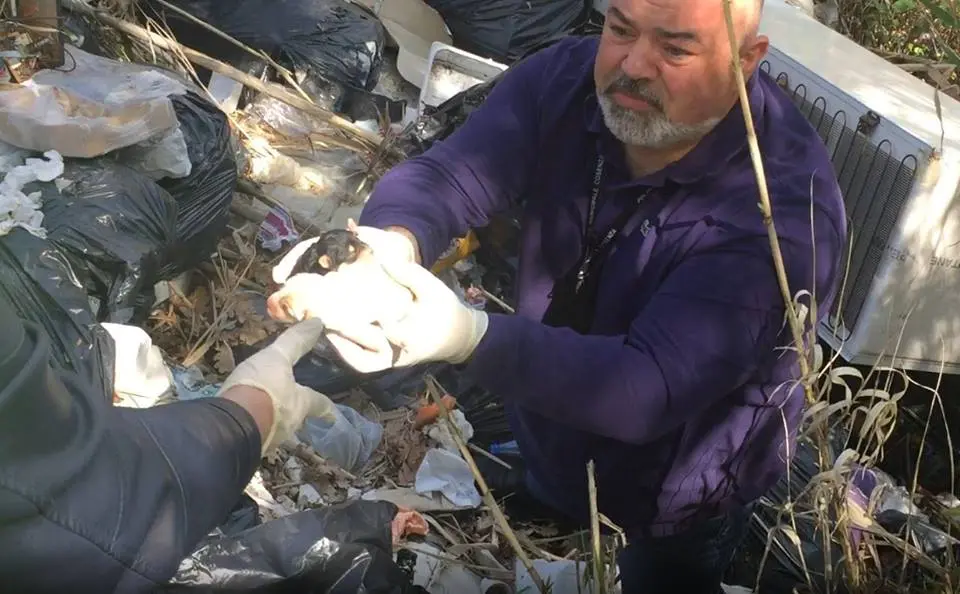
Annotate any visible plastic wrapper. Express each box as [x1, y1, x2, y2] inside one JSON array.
[[247, 87, 405, 135], [149, 0, 386, 101], [157, 92, 238, 269], [30, 160, 179, 324], [164, 500, 419, 593], [0, 228, 115, 401], [414, 448, 482, 508], [299, 403, 383, 473], [0, 45, 188, 161], [422, 0, 587, 64]]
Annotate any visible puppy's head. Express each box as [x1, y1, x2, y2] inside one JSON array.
[[289, 229, 367, 276]]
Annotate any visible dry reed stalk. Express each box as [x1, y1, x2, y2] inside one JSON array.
[[423, 374, 549, 593], [720, 1, 863, 590], [587, 460, 606, 594]]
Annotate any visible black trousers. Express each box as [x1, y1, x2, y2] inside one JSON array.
[[617, 503, 754, 594]]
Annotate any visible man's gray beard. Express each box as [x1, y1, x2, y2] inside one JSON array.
[[597, 92, 721, 149]]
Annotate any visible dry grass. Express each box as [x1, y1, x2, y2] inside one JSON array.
[[727, 2, 959, 593]]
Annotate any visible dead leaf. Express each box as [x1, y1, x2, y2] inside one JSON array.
[[234, 297, 255, 325], [233, 229, 257, 260], [213, 341, 236, 375], [150, 305, 179, 330]]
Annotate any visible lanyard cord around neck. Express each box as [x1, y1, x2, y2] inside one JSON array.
[[575, 155, 652, 293]]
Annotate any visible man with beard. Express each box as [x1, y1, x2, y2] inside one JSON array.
[[313, 0, 847, 591]]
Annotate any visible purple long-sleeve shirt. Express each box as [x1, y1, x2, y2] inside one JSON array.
[[360, 37, 846, 537]]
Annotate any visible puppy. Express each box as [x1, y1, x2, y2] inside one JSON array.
[[285, 228, 366, 278], [266, 226, 413, 329]]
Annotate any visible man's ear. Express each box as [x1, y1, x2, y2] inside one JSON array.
[[740, 34, 769, 77]]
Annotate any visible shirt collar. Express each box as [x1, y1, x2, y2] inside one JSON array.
[[583, 71, 767, 187]]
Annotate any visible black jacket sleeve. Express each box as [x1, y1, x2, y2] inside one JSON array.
[[0, 294, 262, 593]]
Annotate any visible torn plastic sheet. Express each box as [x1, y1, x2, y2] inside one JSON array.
[[401, 71, 504, 156], [163, 500, 419, 593], [515, 559, 598, 594]]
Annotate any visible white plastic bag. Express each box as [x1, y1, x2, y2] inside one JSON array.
[[0, 45, 192, 179], [298, 403, 382, 472], [414, 448, 482, 508], [101, 322, 175, 408]]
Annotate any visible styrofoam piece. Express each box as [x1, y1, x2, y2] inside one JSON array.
[[417, 42, 507, 114]]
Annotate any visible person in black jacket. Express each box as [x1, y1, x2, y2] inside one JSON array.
[[0, 291, 333, 593]]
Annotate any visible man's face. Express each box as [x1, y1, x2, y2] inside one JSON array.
[[594, 0, 767, 149]]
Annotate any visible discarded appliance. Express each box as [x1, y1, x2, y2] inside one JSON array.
[[759, 0, 960, 374]]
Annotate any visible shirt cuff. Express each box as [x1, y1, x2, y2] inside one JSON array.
[[465, 313, 517, 381]]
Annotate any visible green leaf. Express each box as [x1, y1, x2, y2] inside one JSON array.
[[917, 0, 959, 27], [892, 0, 916, 12], [943, 44, 960, 67]]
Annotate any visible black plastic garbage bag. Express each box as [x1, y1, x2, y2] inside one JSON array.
[[158, 92, 238, 271], [163, 500, 418, 593], [729, 438, 848, 594], [219, 493, 262, 537], [423, 0, 588, 64], [147, 0, 386, 97], [0, 229, 116, 401], [399, 71, 504, 157], [30, 160, 179, 324]]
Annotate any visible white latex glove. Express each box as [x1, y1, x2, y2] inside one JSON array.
[[346, 218, 417, 264], [217, 318, 337, 456], [329, 259, 489, 371]]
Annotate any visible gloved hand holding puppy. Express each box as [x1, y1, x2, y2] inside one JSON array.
[[267, 220, 488, 374]]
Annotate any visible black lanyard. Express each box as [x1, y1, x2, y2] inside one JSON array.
[[574, 156, 652, 293]]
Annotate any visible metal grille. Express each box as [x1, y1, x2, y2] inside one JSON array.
[[760, 60, 919, 332]]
